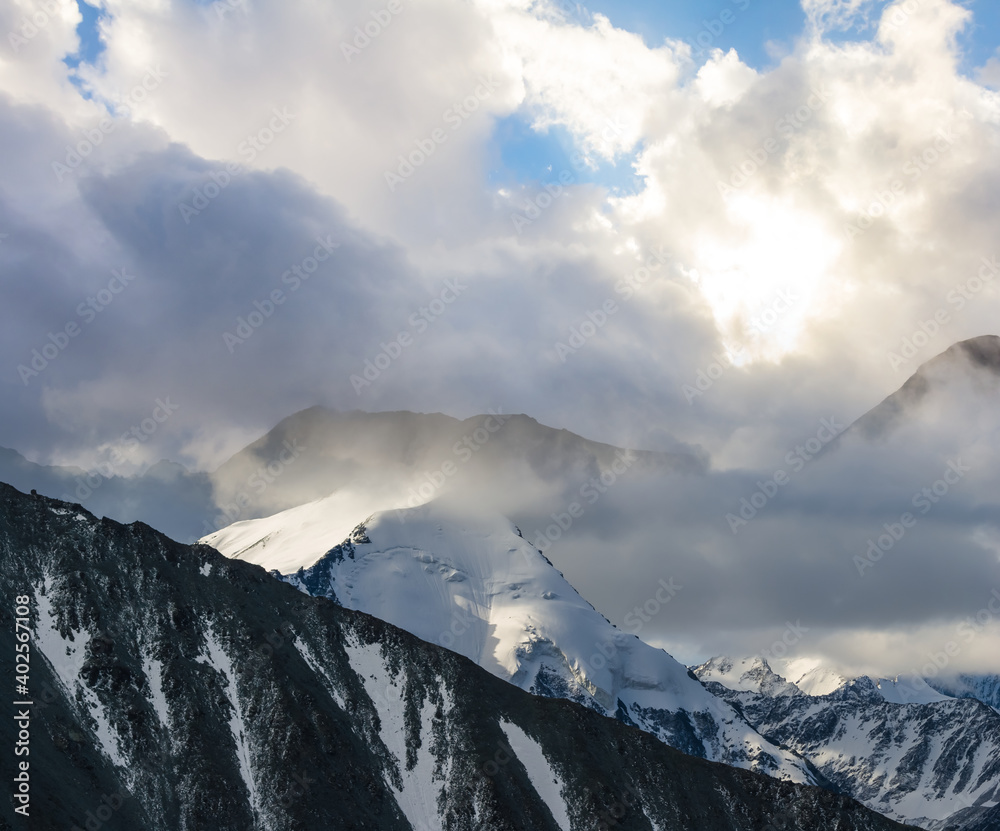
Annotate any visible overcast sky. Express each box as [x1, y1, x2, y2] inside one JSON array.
[[2, 0, 999, 674]]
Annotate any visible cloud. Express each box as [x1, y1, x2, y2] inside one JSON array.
[[977, 46, 1000, 90], [801, 0, 880, 33], [1, 0, 1000, 673], [6, 0, 994, 467]]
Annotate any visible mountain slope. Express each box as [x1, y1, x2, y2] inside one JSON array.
[[844, 334, 1000, 443], [214, 499, 817, 783], [692, 657, 1000, 830], [0, 482, 911, 831]]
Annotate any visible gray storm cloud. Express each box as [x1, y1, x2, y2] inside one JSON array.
[[1, 0, 999, 676]]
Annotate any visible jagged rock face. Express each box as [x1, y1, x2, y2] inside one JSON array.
[[268, 504, 813, 783], [693, 659, 1000, 831], [0, 483, 912, 831]]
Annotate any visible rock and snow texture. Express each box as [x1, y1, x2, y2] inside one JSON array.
[[0, 483, 910, 831], [694, 656, 954, 706], [498, 720, 573, 831], [928, 673, 1000, 712], [693, 655, 1000, 830], [225, 500, 815, 783]]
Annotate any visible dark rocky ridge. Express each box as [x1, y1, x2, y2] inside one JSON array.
[[0, 483, 911, 830]]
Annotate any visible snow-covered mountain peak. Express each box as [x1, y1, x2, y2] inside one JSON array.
[[693, 656, 802, 698], [771, 656, 851, 696], [199, 488, 384, 572], [282, 502, 716, 710], [929, 673, 1000, 711], [284, 502, 589, 684], [224, 499, 814, 782], [866, 675, 954, 705]]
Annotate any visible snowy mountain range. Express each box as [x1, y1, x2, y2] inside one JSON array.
[[0, 484, 908, 830], [693, 656, 1000, 830], [205, 497, 1000, 831], [4, 336, 999, 829]]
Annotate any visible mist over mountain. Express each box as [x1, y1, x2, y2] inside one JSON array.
[[0, 484, 911, 831], [6, 0, 1000, 827], [244, 502, 817, 783], [5, 338, 1000, 679], [206, 406, 704, 535], [844, 335, 1000, 443]]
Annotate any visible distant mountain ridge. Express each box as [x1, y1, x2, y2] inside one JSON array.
[[2, 407, 702, 544], [5, 335, 998, 546], [847, 334, 1000, 442], [692, 655, 1000, 830]]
